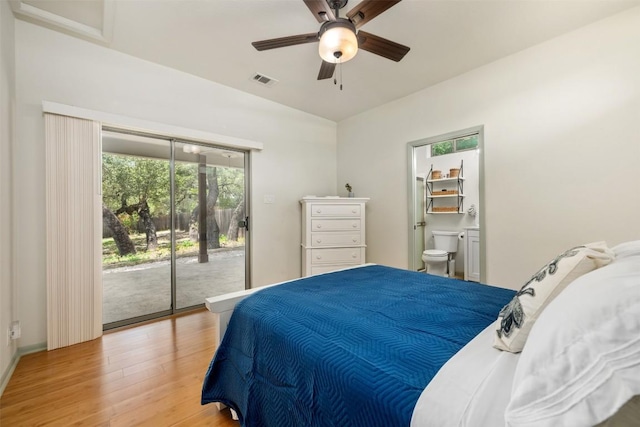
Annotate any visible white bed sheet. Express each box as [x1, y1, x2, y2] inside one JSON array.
[[411, 320, 519, 426]]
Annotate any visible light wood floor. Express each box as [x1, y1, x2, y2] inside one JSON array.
[[0, 309, 237, 426]]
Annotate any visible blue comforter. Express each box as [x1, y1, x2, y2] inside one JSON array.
[[202, 265, 515, 427]]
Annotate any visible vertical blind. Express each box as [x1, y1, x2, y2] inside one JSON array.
[[45, 113, 102, 350]]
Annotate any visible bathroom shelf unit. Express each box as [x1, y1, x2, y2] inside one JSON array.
[[426, 160, 465, 214]]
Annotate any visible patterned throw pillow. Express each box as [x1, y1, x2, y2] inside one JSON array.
[[493, 242, 614, 353]]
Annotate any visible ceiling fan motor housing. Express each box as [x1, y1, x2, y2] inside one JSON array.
[[318, 18, 358, 63], [328, 0, 349, 11]]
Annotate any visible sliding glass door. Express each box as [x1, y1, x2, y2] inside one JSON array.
[[101, 131, 248, 329], [173, 142, 246, 310]]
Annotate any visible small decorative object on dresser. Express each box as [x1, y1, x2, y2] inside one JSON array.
[[300, 196, 369, 277], [345, 182, 354, 198]]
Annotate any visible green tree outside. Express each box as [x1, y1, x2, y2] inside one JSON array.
[[101, 153, 244, 263]]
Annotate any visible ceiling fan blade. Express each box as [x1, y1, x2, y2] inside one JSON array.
[[347, 0, 401, 29], [357, 30, 410, 62], [303, 0, 336, 23], [252, 33, 319, 51], [317, 61, 336, 80]]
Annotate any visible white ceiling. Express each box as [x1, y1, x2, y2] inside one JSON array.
[[11, 0, 640, 122]]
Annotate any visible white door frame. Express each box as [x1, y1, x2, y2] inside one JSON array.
[[406, 125, 486, 282]]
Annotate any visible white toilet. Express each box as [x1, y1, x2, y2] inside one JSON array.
[[422, 231, 460, 277]]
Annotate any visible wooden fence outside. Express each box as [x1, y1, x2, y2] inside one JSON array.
[[103, 208, 244, 239]]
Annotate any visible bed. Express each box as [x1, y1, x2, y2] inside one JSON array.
[[202, 241, 640, 426]]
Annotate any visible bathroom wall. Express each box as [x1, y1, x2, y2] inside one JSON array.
[[416, 146, 479, 275]]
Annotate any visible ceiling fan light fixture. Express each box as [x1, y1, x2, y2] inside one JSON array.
[[318, 19, 358, 63]]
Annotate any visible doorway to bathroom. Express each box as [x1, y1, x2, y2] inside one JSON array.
[[407, 126, 483, 280]]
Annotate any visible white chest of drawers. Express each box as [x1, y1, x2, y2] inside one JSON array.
[[301, 197, 369, 277]]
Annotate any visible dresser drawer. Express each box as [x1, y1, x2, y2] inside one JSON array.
[[310, 232, 361, 247], [311, 219, 360, 232], [310, 203, 361, 217], [310, 248, 362, 265]]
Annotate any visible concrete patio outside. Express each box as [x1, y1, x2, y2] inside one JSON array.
[[102, 247, 245, 325]]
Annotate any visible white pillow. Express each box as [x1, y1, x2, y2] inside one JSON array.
[[612, 240, 640, 260], [505, 254, 640, 427], [494, 242, 614, 353]]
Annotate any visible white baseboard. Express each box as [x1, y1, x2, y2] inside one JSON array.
[[0, 342, 47, 397], [0, 350, 19, 397]]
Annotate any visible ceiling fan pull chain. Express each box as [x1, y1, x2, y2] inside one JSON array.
[[340, 61, 343, 91]]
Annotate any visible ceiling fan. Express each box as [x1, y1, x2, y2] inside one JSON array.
[[252, 0, 410, 80]]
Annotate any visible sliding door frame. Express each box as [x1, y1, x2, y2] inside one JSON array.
[[102, 126, 252, 328]]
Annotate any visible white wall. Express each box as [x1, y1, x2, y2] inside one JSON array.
[[13, 21, 337, 348], [338, 7, 640, 289], [0, 0, 16, 388]]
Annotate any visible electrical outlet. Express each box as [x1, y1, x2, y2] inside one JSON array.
[[9, 321, 20, 340]]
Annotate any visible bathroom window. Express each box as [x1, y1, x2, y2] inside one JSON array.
[[431, 134, 478, 157]]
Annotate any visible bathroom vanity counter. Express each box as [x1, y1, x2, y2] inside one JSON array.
[[464, 226, 480, 282]]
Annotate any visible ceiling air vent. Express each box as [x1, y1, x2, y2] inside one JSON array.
[[250, 73, 279, 87]]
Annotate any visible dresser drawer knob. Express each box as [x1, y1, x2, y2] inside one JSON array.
[[316, 209, 322, 214], [316, 255, 322, 260], [352, 209, 357, 213], [352, 253, 357, 258], [352, 223, 357, 228], [353, 238, 357, 243], [316, 224, 322, 229], [316, 239, 322, 243]]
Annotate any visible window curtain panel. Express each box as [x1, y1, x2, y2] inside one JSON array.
[[45, 113, 102, 350]]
